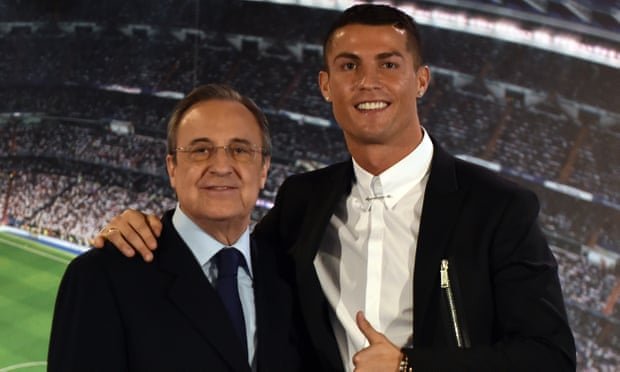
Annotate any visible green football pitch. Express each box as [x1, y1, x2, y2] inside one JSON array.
[[0, 231, 75, 372]]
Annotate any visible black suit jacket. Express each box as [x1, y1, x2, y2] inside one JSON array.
[[48, 210, 301, 372], [255, 140, 576, 371]]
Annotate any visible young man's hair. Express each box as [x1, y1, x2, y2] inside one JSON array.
[[166, 83, 272, 163], [322, 4, 424, 69]]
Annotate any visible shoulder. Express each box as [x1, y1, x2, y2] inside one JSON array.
[[67, 244, 117, 270], [65, 243, 151, 281], [456, 156, 535, 195], [284, 160, 351, 184], [279, 160, 352, 193], [427, 145, 540, 219], [429, 139, 536, 202], [447, 157, 541, 218]]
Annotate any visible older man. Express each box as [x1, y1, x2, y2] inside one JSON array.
[[48, 84, 303, 371]]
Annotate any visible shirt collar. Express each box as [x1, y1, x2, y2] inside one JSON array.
[[172, 205, 253, 277], [352, 128, 434, 209]]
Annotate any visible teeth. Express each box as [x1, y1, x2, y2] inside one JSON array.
[[356, 101, 388, 110]]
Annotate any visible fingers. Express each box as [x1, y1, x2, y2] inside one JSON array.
[[356, 311, 384, 345], [91, 234, 106, 249], [129, 218, 161, 262], [92, 209, 162, 262], [145, 214, 163, 243], [114, 210, 160, 262]]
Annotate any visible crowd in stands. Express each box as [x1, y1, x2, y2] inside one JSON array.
[[569, 126, 620, 206], [29, 177, 175, 244], [2, 158, 174, 245], [2, 82, 618, 251], [4, 111, 617, 254], [493, 104, 576, 180], [5, 0, 617, 43], [1, 9, 617, 115], [567, 304, 620, 371], [3, 119, 167, 176], [0, 86, 174, 137], [421, 27, 618, 112], [554, 248, 620, 319], [555, 249, 620, 370], [269, 115, 349, 166], [3, 75, 619, 208], [422, 74, 501, 157]]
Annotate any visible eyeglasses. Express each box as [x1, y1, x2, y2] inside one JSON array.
[[173, 142, 267, 163]]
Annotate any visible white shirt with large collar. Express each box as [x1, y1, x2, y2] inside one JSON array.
[[314, 130, 434, 371]]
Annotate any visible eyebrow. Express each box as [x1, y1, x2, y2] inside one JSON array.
[[187, 138, 212, 145], [376, 51, 405, 60], [187, 137, 253, 145], [332, 51, 405, 64], [332, 52, 360, 63]]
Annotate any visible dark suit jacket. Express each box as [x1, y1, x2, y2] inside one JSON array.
[[48, 209, 301, 372], [255, 140, 576, 371]]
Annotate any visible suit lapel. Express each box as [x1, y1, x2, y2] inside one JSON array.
[[413, 142, 466, 345], [252, 237, 297, 371], [292, 161, 352, 372], [157, 213, 250, 372]]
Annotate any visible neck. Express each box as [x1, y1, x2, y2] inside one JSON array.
[[197, 218, 249, 246], [348, 129, 423, 176]]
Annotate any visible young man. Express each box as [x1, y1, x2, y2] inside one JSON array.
[[94, 5, 576, 371], [49, 84, 304, 371]]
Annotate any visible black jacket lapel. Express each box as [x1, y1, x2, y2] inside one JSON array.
[[252, 237, 295, 371], [413, 142, 467, 346], [157, 212, 250, 372], [292, 161, 352, 372]]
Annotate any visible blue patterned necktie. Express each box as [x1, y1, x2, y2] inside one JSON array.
[[215, 247, 248, 356]]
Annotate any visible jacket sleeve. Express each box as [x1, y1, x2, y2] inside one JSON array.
[[406, 189, 576, 371], [47, 251, 128, 372]]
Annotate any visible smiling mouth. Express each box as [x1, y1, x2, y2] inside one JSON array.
[[355, 101, 389, 111], [204, 186, 237, 191]]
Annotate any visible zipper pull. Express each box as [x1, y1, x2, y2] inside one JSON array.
[[440, 259, 449, 288]]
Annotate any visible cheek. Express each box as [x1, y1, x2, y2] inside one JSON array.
[[395, 74, 418, 94], [175, 166, 202, 188], [243, 168, 266, 194]]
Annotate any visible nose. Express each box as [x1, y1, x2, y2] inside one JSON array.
[[207, 147, 234, 175], [357, 65, 381, 90]]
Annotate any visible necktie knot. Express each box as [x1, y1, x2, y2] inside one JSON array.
[[216, 247, 244, 279]]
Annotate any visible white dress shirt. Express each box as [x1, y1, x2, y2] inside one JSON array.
[[172, 206, 256, 367], [314, 131, 434, 371]]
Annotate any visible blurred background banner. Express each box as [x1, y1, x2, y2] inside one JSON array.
[[0, 0, 618, 370]]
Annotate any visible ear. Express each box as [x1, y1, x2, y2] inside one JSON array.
[[416, 65, 431, 96], [259, 157, 271, 189], [166, 154, 177, 190], [318, 70, 331, 102]]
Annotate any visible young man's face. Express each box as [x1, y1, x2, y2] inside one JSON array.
[[166, 99, 269, 233], [319, 24, 429, 152]]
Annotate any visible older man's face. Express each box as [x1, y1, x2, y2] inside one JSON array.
[[166, 99, 269, 233]]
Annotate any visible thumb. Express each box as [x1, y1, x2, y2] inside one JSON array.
[[356, 311, 385, 345]]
